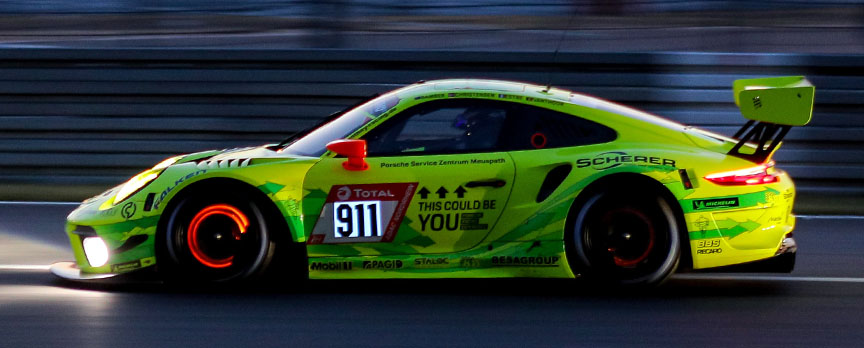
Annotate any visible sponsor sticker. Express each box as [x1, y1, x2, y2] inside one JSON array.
[[697, 240, 720, 248], [414, 257, 450, 268], [459, 257, 481, 268], [120, 201, 137, 220], [692, 197, 740, 211], [152, 169, 207, 210], [379, 158, 505, 169], [309, 261, 353, 271], [308, 183, 417, 244], [490, 256, 560, 267], [110, 260, 142, 273], [414, 185, 498, 232], [362, 260, 403, 270]]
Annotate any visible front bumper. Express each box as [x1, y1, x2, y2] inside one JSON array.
[[61, 183, 160, 278], [49, 261, 117, 281]]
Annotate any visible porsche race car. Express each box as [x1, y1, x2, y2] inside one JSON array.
[[51, 76, 813, 285]]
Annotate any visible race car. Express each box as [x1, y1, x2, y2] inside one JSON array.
[[51, 76, 813, 285]]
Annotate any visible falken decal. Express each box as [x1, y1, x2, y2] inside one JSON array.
[[308, 183, 418, 244]]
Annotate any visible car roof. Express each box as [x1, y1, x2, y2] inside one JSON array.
[[401, 79, 688, 133]]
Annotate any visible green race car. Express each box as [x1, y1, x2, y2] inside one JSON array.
[[51, 76, 813, 286]]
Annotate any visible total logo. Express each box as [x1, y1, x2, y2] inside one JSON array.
[[336, 186, 396, 201], [337, 186, 352, 200]]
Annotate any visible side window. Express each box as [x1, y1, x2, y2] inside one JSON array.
[[503, 105, 617, 150], [363, 99, 509, 156]]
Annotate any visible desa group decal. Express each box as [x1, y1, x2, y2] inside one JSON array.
[[308, 183, 417, 244]]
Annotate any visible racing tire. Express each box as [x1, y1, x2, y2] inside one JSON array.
[[159, 191, 276, 284], [568, 188, 680, 286]]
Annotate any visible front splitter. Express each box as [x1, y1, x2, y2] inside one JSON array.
[[49, 261, 117, 281]]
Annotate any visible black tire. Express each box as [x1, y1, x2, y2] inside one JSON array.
[[568, 188, 680, 286], [159, 191, 276, 284]]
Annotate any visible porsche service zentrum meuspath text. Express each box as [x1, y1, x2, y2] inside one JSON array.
[[51, 77, 813, 286]]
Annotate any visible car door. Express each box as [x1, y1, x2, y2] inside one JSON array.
[[303, 99, 516, 257]]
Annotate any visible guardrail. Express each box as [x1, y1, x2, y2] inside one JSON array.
[[0, 49, 860, 213]]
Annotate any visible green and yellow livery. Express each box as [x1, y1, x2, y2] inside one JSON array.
[[52, 76, 812, 286]]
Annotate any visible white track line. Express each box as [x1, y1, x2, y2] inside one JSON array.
[[0, 201, 79, 206], [796, 215, 864, 220], [1, 265, 862, 284], [0, 265, 51, 271], [675, 274, 864, 283]]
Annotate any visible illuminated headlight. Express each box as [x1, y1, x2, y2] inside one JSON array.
[[112, 156, 181, 205], [82, 237, 109, 268]]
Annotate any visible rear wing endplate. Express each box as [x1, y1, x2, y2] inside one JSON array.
[[729, 76, 815, 163]]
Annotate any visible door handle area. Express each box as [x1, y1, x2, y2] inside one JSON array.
[[465, 179, 506, 188]]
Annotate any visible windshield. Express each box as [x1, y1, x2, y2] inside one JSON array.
[[281, 94, 400, 157]]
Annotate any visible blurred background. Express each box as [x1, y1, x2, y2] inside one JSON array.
[[0, 0, 862, 214], [0, 0, 863, 51]]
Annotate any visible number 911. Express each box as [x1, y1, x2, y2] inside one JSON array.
[[333, 201, 382, 238]]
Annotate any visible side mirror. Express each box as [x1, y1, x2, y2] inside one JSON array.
[[326, 139, 369, 171]]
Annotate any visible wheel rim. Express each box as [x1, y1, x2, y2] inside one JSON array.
[[187, 204, 250, 269], [571, 192, 680, 285], [601, 207, 655, 268]]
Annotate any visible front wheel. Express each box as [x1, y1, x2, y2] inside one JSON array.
[[568, 189, 680, 286], [160, 193, 276, 284]]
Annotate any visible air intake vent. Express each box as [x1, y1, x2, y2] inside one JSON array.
[[536, 164, 572, 203]]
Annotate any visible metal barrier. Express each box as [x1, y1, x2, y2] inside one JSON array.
[[0, 49, 860, 213]]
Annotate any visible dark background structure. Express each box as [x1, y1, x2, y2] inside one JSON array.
[[0, 1, 862, 215]]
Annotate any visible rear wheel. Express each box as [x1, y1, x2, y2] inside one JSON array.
[[568, 189, 680, 286], [160, 192, 276, 284]]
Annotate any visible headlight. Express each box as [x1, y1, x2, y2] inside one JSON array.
[[112, 156, 181, 205], [82, 237, 109, 267]]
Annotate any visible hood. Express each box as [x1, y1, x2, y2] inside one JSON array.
[[174, 144, 304, 169]]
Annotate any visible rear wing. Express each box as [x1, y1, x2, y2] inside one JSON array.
[[729, 76, 815, 163]]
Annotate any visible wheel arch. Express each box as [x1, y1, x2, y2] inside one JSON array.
[[564, 172, 692, 271], [155, 177, 308, 278]]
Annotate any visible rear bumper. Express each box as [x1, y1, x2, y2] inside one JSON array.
[[689, 237, 796, 273]]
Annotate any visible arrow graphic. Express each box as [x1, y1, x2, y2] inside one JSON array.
[[687, 218, 761, 240], [436, 186, 448, 199], [417, 187, 430, 199], [454, 186, 467, 198], [714, 219, 760, 239]]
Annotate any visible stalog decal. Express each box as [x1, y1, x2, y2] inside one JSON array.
[[308, 183, 417, 244]]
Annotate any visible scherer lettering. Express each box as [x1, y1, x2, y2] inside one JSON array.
[[576, 151, 676, 170]]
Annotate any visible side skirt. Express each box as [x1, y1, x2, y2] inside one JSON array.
[[307, 241, 575, 279]]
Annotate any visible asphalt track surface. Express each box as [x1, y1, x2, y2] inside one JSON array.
[[1, 202, 862, 347]]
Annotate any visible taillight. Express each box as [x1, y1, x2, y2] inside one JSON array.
[[704, 161, 779, 186]]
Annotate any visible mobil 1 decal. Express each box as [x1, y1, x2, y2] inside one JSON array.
[[416, 185, 497, 232], [308, 183, 417, 244]]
